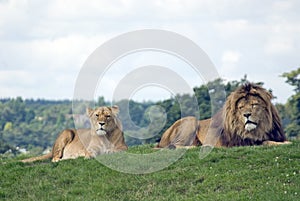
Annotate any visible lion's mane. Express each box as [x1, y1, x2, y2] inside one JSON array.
[[211, 83, 286, 146]]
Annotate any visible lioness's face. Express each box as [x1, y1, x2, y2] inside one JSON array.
[[87, 106, 119, 136], [236, 95, 268, 133]]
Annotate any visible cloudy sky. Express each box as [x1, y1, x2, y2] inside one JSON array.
[[0, 0, 299, 103]]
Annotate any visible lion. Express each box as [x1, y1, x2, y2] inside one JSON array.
[[156, 83, 290, 148], [21, 106, 127, 163]]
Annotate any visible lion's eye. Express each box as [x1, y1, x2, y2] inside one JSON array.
[[95, 114, 99, 117], [252, 104, 258, 108], [106, 115, 111, 119]]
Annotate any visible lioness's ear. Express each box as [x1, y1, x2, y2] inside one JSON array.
[[111, 105, 119, 115], [86, 108, 94, 117]]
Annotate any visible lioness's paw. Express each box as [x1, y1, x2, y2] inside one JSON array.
[[52, 158, 60, 162], [107, 149, 117, 153], [84, 152, 94, 159]]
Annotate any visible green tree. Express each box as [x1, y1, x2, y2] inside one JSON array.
[[282, 68, 300, 93], [3, 122, 13, 131], [96, 96, 107, 106], [282, 67, 300, 139]]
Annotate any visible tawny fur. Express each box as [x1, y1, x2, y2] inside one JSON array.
[[156, 116, 199, 148], [157, 83, 290, 148], [21, 106, 127, 163]]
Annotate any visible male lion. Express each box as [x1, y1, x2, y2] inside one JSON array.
[[22, 106, 127, 162], [156, 83, 290, 148]]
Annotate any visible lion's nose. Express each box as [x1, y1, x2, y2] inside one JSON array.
[[99, 122, 105, 126], [243, 112, 251, 118]]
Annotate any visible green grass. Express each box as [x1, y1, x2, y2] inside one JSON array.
[[1, 142, 299, 201]]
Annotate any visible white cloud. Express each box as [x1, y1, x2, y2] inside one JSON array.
[[93, 51, 203, 102], [264, 36, 294, 55], [0, 70, 35, 87], [0, 0, 299, 103], [215, 19, 250, 37], [219, 50, 242, 78], [263, 22, 300, 55], [271, 0, 293, 13], [221, 51, 241, 64], [262, 0, 300, 55], [46, 0, 134, 20]]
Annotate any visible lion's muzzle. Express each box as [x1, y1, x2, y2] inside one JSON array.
[[244, 116, 258, 131], [96, 128, 107, 136], [96, 122, 107, 136]]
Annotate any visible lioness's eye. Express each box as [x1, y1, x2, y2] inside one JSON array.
[[95, 114, 99, 117]]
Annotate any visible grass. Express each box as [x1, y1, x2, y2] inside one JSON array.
[[0, 141, 299, 201]]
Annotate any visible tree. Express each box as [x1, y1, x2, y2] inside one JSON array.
[[282, 68, 300, 93], [2, 75, 291, 154], [281, 67, 300, 139]]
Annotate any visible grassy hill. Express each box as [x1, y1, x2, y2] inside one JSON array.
[[1, 142, 299, 201]]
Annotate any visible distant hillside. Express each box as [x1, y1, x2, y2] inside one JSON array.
[[1, 75, 300, 155]]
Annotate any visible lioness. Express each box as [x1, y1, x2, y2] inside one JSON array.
[[22, 106, 127, 162]]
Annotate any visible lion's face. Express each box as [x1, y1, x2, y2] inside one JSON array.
[[224, 84, 276, 142], [236, 95, 269, 136], [87, 106, 120, 136]]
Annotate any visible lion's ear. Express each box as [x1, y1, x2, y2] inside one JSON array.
[[86, 108, 94, 117], [111, 105, 119, 115]]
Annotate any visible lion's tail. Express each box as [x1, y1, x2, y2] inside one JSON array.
[[21, 152, 52, 163]]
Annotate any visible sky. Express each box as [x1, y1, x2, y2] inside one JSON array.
[[0, 0, 299, 103]]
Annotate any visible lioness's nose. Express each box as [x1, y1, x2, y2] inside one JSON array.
[[243, 112, 251, 118]]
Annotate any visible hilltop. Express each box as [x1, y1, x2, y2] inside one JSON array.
[[1, 142, 299, 201]]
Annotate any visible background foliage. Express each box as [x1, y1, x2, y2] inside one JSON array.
[[0, 69, 299, 155]]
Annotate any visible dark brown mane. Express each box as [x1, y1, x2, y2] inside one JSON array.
[[210, 83, 286, 147]]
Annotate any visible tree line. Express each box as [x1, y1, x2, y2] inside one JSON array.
[[0, 69, 299, 155]]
